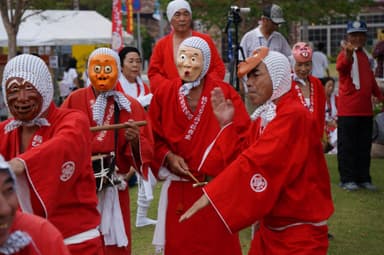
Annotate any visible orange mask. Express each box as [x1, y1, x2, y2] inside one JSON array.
[[88, 54, 119, 92]]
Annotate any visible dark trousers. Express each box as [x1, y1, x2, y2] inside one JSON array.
[[337, 116, 373, 184]]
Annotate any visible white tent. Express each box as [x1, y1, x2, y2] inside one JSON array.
[[0, 10, 133, 46]]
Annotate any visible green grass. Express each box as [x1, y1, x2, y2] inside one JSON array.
[[129, 155, 384, 255]]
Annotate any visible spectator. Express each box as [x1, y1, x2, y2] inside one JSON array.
[[239, 3, 291, 113], [312, 42, 330, 79], [59, 57, 79, 102], [336, 20, 384, 191], [372, 39, 384, 82], [149, 36, 250, 254], [0, 54, 103, 254], [0, 154, 71, 255], [148, 0, 226, 93], [239, 3, 291, 59], [180, 48, 334, 255], [322, 77, 338, 154], [117, 46, 157, 228]]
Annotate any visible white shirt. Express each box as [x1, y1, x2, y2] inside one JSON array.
[[312, 51, 329, 78], [239, 25, 291, 60]]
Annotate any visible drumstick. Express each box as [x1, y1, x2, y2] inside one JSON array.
[[185, 170, 208, 188], [90, 121, 147, 132]]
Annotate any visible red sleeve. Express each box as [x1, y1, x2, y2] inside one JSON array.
[[204, 104, 311, 233], [125, 97, 154, 180], [13, 212, 71, 255], [200, 82, 251, 176], [336, 51, 353, 75], [148, 88, 172, 176], [148, 36, 175, 93], [18, 106, 95, 216]]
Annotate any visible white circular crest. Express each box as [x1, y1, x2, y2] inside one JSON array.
[[352, 21, 361, 29], [250, 173, 267, 192], [60, 161, 75, 182]]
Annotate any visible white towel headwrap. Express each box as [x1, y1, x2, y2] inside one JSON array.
[[1, 54, 53, 133], [166, 0, 192, 21], [178, 36, 211, 96], [250, 51, 291, 127]]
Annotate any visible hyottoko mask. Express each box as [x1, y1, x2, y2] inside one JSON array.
[[176, 45, 204, 82], [88, 54, 119, 92]]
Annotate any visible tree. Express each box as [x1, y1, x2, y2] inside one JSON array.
[[0, 0, 68, 60]]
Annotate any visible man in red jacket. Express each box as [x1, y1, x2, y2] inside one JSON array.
[[336, 20, 384, 191], [0, 54, 103, 254], [148, 0, 226, 93]]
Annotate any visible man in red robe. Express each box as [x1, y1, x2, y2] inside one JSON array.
[[0, 54, 103, 255], [148, 0, 226, 93], [149, 36, 250, 255], [180, 48, 334, 255], [0, 155, 70, 255], [62, 47, 154, 255]]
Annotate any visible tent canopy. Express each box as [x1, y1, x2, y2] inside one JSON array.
[[0, 10, 133, 46]]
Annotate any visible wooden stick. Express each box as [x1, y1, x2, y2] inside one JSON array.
[[90, 121, 147, 132], [185, 170, 208, 187], [185, 170, 200, 183]]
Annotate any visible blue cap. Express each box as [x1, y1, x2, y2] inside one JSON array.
[[347, 20, 368, 34]]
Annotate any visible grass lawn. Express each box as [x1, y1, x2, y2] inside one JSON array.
[[129, 155, 384, 255]]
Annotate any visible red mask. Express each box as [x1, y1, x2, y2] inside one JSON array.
[[5, 77, 43, 121]]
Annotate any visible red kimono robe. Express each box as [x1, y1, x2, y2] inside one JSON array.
[[5, 211, 70, 255], [61, 86, 154, 255], [0, 104, 103, 255], [149, 74, 250, 255], [148, 31, 226, 92], [203, 92, 334, 255], [291, 75, 326, 140]]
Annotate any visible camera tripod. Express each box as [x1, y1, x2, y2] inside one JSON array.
[[225, 7, 247, 92]]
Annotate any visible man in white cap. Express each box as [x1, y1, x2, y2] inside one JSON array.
[[149, 36, 250, 254], [148, 0, 226, 93], [0, 154, 71, 255], [62, 47, 154, 255], [180, 48, 334, 254], [0, 54, 103, 254]]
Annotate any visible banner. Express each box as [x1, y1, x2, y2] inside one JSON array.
[[111, 0, 123, 51], [126, 0, 134, 35], [133, 0, 141, 11]]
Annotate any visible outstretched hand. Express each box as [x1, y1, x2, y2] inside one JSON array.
[[179, 194, 210, 222], [211, 87, 234, 128]]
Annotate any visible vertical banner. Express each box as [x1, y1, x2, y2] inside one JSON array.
[[126, 0, 134, 35], [112, 0, 123, 51], [133, 0, 141, 11]]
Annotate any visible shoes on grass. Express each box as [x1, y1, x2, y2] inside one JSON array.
[[358, 182, 377, 191], [339, 182, 359, 191]]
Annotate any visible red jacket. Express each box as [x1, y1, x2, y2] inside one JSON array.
[[336, 49, 383, 116], [148, 30, 226, 92]]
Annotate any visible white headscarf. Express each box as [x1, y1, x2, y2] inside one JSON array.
[[166, 0, 192, 21], [1, 54, 53, 133], [178, 36, 211, 96], [250, 51, 291, 127], [88, 48, 131, 126]]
